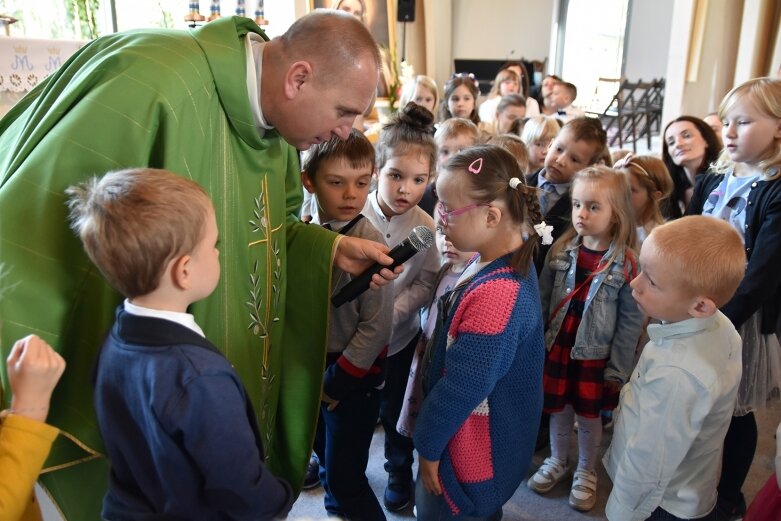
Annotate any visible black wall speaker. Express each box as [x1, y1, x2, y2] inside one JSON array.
[[397, 0, 415, 22]]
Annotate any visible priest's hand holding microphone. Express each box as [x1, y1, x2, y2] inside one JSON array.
[[332, 226, 435, 306]]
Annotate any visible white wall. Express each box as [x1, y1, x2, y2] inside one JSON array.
[[663, 0, 743, 123], [448, 0, 676, 83], [451, 0, 554, 63], [623, 0, 674, 81]]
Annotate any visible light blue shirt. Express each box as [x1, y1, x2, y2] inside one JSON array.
[[603, 311, 742, 521], [702, 172, 759, 244], [538, 171, 570, 217]]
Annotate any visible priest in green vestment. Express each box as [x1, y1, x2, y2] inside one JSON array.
[[0, 11, 390, 519]]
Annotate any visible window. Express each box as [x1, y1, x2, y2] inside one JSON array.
[[555, 0, 630, 111]]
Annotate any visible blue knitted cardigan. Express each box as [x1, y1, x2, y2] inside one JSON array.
[[414, 255, 545, 517]]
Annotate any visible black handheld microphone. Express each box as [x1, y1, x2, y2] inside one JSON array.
[[331, 225, 435, 308]]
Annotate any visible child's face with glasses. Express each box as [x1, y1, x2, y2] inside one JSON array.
[[435, 213, 475, 270], [435, 169, 489, 253]]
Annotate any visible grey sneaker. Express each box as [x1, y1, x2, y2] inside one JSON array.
[[569, 469, 598, 512], [527, 457, 569, 494]]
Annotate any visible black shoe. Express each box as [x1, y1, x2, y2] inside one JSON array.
[[302, 455, 321, 490], [383, 473, 413, 512], [715, 493, 746, 521]]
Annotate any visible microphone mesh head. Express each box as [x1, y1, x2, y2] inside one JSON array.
[[409, 226, 435, 251]]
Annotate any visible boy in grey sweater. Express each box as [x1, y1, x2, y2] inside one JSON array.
[[301, 130, 393, 520]]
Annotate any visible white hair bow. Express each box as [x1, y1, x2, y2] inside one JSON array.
[[534, 221, 554, 245]]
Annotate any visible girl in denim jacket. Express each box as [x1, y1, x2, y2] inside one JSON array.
[[528, 166, 644, 512]]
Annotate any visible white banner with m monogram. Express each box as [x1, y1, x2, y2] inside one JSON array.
[[0, 37, 85, 116]]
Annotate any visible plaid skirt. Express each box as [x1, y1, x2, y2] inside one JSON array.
[[543, 341, 619, 418]]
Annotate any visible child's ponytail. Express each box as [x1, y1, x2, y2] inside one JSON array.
[[376, 101, 437, 174], [509, 183, 543, 276]]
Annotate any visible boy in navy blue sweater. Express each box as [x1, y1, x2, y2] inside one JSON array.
[[67, 168, 292, 520]]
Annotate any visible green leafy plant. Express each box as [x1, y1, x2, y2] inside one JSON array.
[[67, 0, 100, 39]]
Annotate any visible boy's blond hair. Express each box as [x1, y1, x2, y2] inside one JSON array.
[[520, 115, 560, 148], [488, 134, 530, 175], [648, 216, 745, 307], [434, 117, 479, 145], [67, 168, 212, 299]]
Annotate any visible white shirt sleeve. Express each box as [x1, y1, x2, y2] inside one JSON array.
[[605, 366, 711, 521]]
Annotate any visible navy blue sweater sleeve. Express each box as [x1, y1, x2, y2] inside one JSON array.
[[161, 373, 293, 520], [688, 174, 781, 331]]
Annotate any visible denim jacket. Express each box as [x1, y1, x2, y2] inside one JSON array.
[[538, 241, 644, 383]]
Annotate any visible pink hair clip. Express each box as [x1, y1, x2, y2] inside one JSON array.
[[468, 157, 483, 174]]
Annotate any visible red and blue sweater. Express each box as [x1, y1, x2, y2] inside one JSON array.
[[413, 255, 545, 517]]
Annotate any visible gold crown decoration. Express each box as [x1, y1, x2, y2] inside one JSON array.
[[207, 0, 220, 21], [184, 1, 205, 22], [254, 0, 268, 26], [47, 47, 61, 55], [13, 46, 27, 54], [235, 0, 246, 17]]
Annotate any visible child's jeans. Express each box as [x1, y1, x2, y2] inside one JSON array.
[[647, 506, 715, 521], [313, 387, 384, 521], [414, 476, 502, 521], [380, 334, 419, 478]]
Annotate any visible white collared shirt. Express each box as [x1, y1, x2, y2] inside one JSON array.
[[556, 104, 585, 123], [245, 34, 274, 134], [603, 311, 742, 521], [363, 192, 439, 356], [124, 299, 205, 338]]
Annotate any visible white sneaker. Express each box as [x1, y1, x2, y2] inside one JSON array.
[[569, 469, 598, 512], [527, 457, 569, 494]]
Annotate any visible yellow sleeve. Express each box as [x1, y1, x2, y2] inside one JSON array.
[[0, 414, 59, 521]]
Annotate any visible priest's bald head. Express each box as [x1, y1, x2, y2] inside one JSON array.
[[261, 10, 380, 150]]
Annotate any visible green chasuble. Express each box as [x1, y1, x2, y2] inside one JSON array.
[[0, 17, 334, 519]]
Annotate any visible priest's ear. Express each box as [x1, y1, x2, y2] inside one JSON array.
[[283, 61, 314, 100]]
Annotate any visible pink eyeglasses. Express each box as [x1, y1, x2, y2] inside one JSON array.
[[436, 203, 490, 227]]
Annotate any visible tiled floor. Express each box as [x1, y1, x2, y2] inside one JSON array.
[[289, 399, 780, 520]]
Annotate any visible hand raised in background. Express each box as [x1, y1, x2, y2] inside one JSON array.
[[7, 335, 66, 423]]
